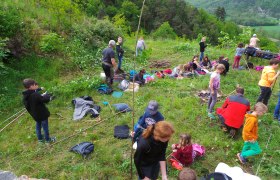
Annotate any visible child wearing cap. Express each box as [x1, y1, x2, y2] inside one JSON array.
[[132, 100, 164, 142], [22, 78, 55, 145]]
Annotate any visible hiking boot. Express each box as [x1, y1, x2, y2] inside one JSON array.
[[221, 126, 228, 132], [229, 129, 236, 138], [237, 153, 246, 164], [208, 113, 216, 120], [45, 137, 56, 145]]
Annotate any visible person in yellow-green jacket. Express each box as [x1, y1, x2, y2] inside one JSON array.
[[237, 102, 267, 164], [256, 58, 280, 105]]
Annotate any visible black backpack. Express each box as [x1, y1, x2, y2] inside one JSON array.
[[70, 142, 94, 158], [114, 125, 130, 139]]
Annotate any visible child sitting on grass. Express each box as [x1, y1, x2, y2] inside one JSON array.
[[22, 78, 56, 145], [208, 64, 225, 119], [237, 102, 267, 164], [170, 134, 194, 170]]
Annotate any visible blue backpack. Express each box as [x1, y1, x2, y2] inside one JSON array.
[[129, 70, 137, 81], [70, 142, 94, 158], [97, 84, 113, 94]]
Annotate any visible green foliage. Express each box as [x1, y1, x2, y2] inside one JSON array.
[[72, 17, 123, 50], [259, 36, 279, 52], [113, 13, 130, 34], [51, 76, 102, 95], [215, 6, 226, 21], [218, 31, 235, 48], [0, 37, 10, 61], [39, 33, 64, 53], [0, 6, 21, 37], [152, 22, 177, 40]]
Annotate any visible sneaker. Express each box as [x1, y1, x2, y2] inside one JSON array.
[[229, 129, 236, 138], [45, 137, 56, 144], [171, 161, 183, 170], [38, 140, 44, 146], [208, 113, 216, 120], [237, 153, 246, 164]]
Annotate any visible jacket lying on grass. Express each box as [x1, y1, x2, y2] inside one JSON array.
[[72, 97, 100, 121]]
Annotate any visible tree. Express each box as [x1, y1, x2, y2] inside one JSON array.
[[215, 6, 226, 21]]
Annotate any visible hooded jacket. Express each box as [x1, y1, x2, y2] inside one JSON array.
[[258, 66, 276, 87], [242, 113, 258, 141], [22, 90, 50, 121]]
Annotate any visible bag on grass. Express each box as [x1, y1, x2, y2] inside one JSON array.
[[201, 172, 232, 180], [113, 103, 132, 112], [97, 84, 113, 94], [114, 125, 130, 139], [70, 142, 94, 158]]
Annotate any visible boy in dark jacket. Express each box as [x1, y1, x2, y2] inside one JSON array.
[[22, 79, 55, 144]]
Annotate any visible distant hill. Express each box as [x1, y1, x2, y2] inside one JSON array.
[[185, 0, 280, 26]]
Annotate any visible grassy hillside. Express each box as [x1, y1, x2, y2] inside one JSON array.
[[1, 37, 280, 179], [185, 0, 280, 26]]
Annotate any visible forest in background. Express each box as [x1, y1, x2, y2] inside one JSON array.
[[185, 0, 280, 26]]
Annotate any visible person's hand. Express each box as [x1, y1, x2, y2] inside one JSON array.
[[130, 131, 135, 137], [41, 87, 45, 91], [143, 177, 150, 180], [211, 91, 215, 95], [162, 175, 168, 180], [171, 144, 176, 149], [173, 149, 177, 152], [277, 71, 280, 76]]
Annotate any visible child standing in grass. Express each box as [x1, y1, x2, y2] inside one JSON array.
[[232, 43, 245, 69], [237, 102, 267, 164], [208, 64, 225, 119], [22, 78, 55, 145], [170, 134, 194, 170]]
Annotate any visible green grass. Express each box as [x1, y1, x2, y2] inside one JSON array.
[[1, 37, 280, 179], [255, 26, 280, 40]]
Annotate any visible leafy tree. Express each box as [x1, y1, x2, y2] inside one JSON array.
[[215, 6, 226, 21], [152, 22, 177, 39]]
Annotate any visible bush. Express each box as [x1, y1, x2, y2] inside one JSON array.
[[0, 37, 9, 61], [152, 22, 177, 40], [0, 7, 21, 37], [39, 32, 64, 53]]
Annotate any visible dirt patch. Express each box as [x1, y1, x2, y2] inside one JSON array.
[[197, 90, 223, 103], [149, 60, 171, 68]]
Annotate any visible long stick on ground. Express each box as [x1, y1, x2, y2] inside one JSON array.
[[256, 132, 272, 176], [0, 108, 26, 127], [50, 108, 130, 146], [0, 110, 27, 133]]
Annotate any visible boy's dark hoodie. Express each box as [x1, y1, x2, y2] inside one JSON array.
[[22, 90, 50, 121]]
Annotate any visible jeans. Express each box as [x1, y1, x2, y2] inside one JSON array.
[[208, 89, 217, 113], [136, 47, 143, 56], [199, 52, 204, 62], [117, 55, 123, 69], [273, 93, 280, 119], [102, 64, 114, 87], [36, 119, 50, 141], [241, 141, 262, 158], [256, 86, 272, 105]]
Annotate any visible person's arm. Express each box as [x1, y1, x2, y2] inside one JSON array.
[[267, 71, 280, 85], [36, 93, 50, 103], [110, 50, 117, 67], [221, 97, 229, 109], [209, 76, 214, 94], [116, 45, 121, 53], [160, 161, 167, 180]]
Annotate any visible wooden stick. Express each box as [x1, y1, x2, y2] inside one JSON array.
[[0, 110, 27, 133]]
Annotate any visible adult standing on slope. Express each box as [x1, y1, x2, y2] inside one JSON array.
[[116, 36, 124, 73], [199, 37, 207, 62], [249, 34, 260, 49], [102, 40, 116, 88]]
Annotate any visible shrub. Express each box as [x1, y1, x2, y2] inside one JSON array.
[[0, 37, 10, 61], [39, 32, 64, 53], [0, 7, 21, 37], [152, 22, 177, 40]]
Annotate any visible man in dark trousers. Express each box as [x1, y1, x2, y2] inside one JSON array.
[[102, 40, 116, 88], [199, 37, 207, 62]]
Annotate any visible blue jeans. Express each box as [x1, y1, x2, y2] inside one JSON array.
[[36, 119, 50, 141], [274, 93, 280, 119], [136, 47, 143, 57], [200, 52, 204, 62], [117, 55, 123, 69], [208, 89, 217, 113]]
